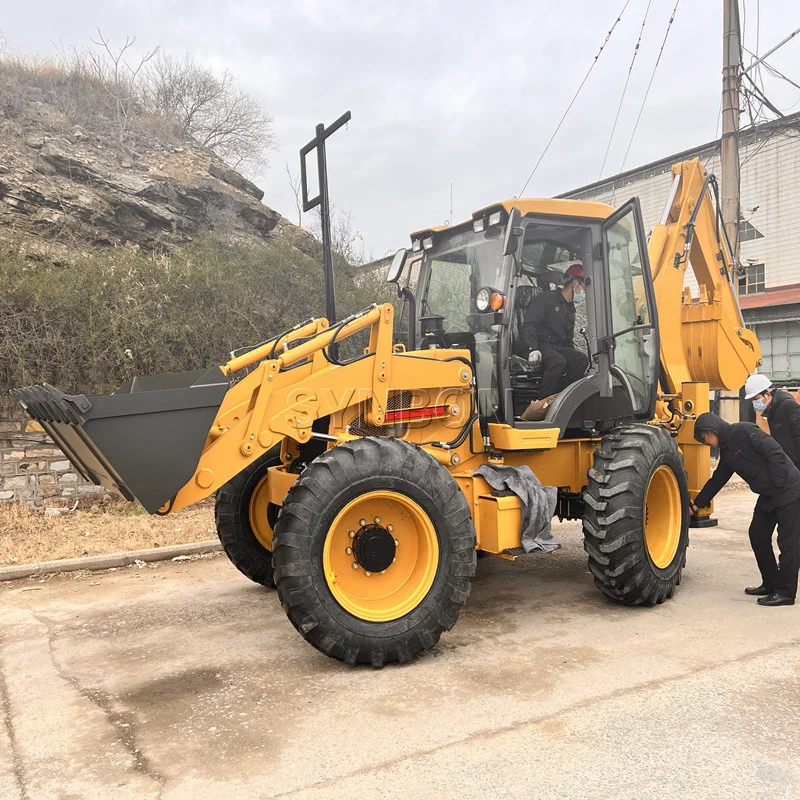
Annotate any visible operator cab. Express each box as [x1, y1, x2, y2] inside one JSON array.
[[390, 198, 659, 441], [509, 226, 591, 418]]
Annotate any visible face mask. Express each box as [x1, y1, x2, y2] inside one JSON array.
[[573, 289, 586, 304], [753, 399, 766, 413]]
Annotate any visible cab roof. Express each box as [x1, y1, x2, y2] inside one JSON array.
[[411, 198, 615, 240]]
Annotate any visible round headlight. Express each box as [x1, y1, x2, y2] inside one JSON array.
[[476, 287, 491, 312]]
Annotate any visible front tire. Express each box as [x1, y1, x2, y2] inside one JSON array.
[[215, 445, 282, 587], [583, 424, 688, 606], [273, 437, 477, 667]]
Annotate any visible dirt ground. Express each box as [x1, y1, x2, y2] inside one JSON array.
[[0, 482, 752, 567], [1, 485, 797, 800], [0, 499, 215, 566]]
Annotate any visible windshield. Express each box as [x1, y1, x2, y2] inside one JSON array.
[[420, 228, 508, 332], [418, 227, 509, 420]]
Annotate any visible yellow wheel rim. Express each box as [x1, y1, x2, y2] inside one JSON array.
[[248, 475, 274, 551], [323, 491, 440, 623], [644, 465, 682, 569]]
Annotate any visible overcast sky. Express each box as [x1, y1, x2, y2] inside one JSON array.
[[3, 1, 800, 258]]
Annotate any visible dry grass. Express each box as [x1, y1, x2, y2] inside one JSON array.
[[0, 499, 215, 566]]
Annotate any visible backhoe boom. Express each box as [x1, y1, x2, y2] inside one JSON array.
[[648, 158, 761, 394]]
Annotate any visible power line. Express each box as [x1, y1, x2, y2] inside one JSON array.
[[517, 0, 631, 197], [741, 25, 800, 77], [599, 0, 653, 179], [756, 0, 761, 53], [742, 68, 787, 119], [618, 0, 681, 174], [740, 135, 771, 168], [761, 59, 800, 95], [755, 0, 763, 92], [702, 99, 723, 168]]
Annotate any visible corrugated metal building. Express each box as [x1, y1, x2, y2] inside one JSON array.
[[561, 112, 800, 386]]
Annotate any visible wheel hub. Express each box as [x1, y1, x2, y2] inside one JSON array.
[[353, 525, 396, 573], [323, 490, 439, 622]]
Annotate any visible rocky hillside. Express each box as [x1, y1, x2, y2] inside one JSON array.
[[0, 62, 304, 260], [0, 57, 389, 399]]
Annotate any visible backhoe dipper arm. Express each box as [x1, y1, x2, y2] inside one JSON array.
[[647, 158, 761, 395]]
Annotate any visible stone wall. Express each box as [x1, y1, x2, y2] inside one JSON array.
[[0, 401, 106, 505]]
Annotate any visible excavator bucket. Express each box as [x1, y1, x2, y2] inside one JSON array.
[[12, 368, 229, 514]]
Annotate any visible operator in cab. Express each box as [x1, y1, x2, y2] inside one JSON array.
[[522, 263, 589, 399], [690, 412, 800, 607], [745, 373, 800, 468]]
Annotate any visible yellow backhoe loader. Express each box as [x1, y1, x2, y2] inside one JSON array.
[[14, 158, 760, 666]]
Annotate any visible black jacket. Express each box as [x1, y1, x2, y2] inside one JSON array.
[[762, 390, 800, 469], [694, 419, 800, 512], [522, 289, 575, 352]]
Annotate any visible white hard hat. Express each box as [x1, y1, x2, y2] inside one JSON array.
[[744, 373, 772, 400]]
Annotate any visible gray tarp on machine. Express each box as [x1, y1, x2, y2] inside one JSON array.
[[474, 463, 559, 553]]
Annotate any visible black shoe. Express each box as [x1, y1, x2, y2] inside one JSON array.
[[744, 584, 773, 596], [757, 593, 796, 607]]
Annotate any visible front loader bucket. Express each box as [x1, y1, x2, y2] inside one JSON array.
[[12, 367, 229, 514]]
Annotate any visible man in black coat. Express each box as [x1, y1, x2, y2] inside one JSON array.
[[523, 263, 588, 398], [745, 374, 800, 468], [691, 412, 800, 606]]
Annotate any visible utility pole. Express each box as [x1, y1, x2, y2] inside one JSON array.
[[721, 0, 741, 267]]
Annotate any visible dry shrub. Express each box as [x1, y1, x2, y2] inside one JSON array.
[[0, 233, 394, 393], [0, 500, 216, 565]]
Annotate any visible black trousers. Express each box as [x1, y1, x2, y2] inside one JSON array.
[[539, 344, 588, 398], [748, 496, 800, 599]]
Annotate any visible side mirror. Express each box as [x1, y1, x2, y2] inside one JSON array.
[[503, 208, 523, 256], [386, 248, 408, 283]]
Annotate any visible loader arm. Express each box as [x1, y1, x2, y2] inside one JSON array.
[[647, 158, 761, 394], [168, 303, 473, 512]]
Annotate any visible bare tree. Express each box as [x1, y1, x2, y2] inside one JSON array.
[[309, 205, 365, 266], [331, 207, 365, 266], [285, 163, 303, 227], [83, 30, 159, 148], [145, 53, 273, 171]]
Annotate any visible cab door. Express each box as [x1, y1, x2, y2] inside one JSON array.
[[602, 199, 659, 419]]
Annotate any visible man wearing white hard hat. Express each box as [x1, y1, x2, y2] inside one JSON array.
[[735, 373, 800, 601], [744, 373, 800, 469]]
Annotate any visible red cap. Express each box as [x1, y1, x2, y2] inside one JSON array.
[[564, 263, 584, 282]]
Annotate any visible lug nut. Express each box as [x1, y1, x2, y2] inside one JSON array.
[[346, 547, 352, 555], [394, 539, 399, 546], [359, 519, 366, 527], [380, 570, 386, 574], [386, 524, 393, 532], [374, 516, 381, 524], [365, 571, 372, 577], [351, 562, 359, 570], [349, 530, 355, 538]]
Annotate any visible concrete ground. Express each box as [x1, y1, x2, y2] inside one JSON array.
[[1, 486, 798, 800]]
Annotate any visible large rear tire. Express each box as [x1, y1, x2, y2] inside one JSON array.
[[215, 445, 282, 588], [583, 424, 688, 606], [272, 437, 477, 667]]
